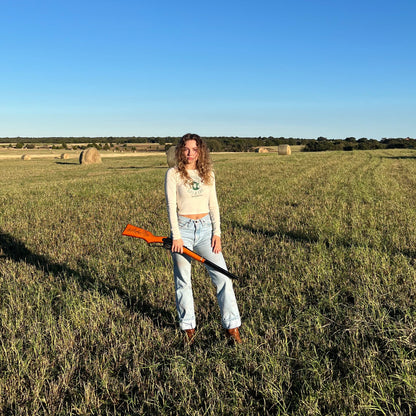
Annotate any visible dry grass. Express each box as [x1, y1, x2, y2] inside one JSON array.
[[1, 148, 415, 415], [0, 148, 165, 160]]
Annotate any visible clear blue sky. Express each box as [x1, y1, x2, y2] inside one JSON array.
[[1, 0, 415, 139]]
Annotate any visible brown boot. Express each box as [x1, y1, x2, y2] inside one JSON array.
[[225, 327, 242, 344], [184, 328, 196, 345]]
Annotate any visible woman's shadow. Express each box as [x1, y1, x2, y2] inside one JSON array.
[[0, 231, 175, 328]]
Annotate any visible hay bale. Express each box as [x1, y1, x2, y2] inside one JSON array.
[[278, 144, 291, 155], [21, 154, 31, 160], [60, 153, 70, 159], [256, 147, 269, 153], [166, 146, 177, 167], [79, 147, 102, 165]]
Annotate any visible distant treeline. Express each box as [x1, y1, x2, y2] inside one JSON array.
[[303, 136, 416, 152], [0, 136, 414, 152]]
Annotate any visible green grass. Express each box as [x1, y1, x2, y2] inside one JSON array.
[[1, 149, 415, 415]]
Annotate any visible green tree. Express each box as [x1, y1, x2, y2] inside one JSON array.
[[206, 139, 223, 152]]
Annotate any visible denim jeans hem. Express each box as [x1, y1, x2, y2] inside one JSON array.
[[222, 317, 242, 330], [179, 322, 196, 331]]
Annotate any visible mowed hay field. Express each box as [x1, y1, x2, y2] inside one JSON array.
[[1, 149, 415, 415]]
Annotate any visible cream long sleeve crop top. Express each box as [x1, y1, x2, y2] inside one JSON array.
[[165, 167, 221, 240]]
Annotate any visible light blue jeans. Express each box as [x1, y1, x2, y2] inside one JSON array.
[[172, 215, 241, 330]]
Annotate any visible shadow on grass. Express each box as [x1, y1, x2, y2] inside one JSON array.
[[382, 156, 416, 160], [0, 231, 174, 328], [230, 222, 416, 260], [55, 161, 79, 165], [229, 221, 320, 244]]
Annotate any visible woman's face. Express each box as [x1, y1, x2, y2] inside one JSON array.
[[183, 139, 199, 166]]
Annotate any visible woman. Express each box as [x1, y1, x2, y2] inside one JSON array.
[[165, 133, 242, 345]]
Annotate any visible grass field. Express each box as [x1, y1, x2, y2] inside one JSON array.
[[1, 149, 415, 415]]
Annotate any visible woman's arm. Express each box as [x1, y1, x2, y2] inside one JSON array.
[[165, 168, 181, 240], [209, 173, 222, 253], [208, 173, 221, 237]]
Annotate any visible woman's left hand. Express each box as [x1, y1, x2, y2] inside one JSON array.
[[211, 235, 222, 254]]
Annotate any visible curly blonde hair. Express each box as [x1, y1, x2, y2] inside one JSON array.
[[175, 133, 213, 185]]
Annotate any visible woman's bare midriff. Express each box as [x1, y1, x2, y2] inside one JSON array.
[[182, 213, 209, 220]]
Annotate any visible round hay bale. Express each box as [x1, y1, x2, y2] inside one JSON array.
[[256, 147, 269, 153], [60, 153, 70, 159], [21, 154, 31, 160], [278, 144, 291, 155], [166, 146, 177, 167], [79, 147, 102, 165]]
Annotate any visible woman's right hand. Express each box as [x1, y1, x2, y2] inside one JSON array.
[[171, 238, 184, 253]]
